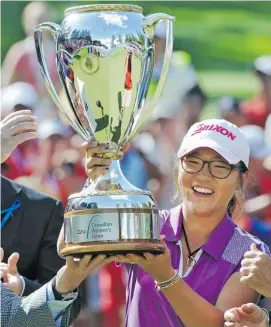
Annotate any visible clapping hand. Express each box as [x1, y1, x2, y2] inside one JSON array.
[[224, 303, 269, 327], [0, 247, 24, 296], [240, 243, 271, 298]]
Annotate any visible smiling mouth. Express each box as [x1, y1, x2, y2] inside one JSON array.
[[192, 186, 214, 195]]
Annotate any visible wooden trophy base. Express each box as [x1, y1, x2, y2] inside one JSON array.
[[60, 240, 165, 258]]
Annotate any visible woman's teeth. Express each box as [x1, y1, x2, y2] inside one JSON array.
[[193, 186, 214, 194]]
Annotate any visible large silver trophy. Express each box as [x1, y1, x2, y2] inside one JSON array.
[[34, 4, 175, 257]]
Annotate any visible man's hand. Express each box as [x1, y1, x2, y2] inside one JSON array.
[[0, 247, 24, 295], [0, 110, 37, 164], [55, 254, 116, 294], [224, 303, 269, 327], [240, 243, 271, 298]]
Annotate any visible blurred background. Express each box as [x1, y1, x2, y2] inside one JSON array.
[[1, 1, 271, 327]]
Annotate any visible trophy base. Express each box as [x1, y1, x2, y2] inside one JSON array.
[[62, 161, 163, 259], [60, 241, 165, 258]]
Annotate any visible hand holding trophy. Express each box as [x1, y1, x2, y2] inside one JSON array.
[[34, 4, 175, 257]]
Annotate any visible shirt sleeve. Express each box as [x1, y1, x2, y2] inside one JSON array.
[[19, 276, 25, 297], [159, 209, 170, 231], [46, 282, 76, 326]]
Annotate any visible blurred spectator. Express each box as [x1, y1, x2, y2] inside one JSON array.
[[1, 82, 39, 118], [120, 144, 149, 190], [1, 2, 58, 94], [218, 96, 248, 127], [1, 82, 39, 180], [240, 124, 271, 221], [149, 21, 198, 112], [74, 262, 127, 327], [181, 85, 207, 130], [237, 206, 271, 249], [16, 119, 75, 201], [145, 84, 207, 208], [98, 263, 126, 327], [240, 55, 271, 128], [265, 113, 271, 146], [1, 2, 60, 122]]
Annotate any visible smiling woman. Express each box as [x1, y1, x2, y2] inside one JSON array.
[[62, 118, 271, 327], [178, 148, 246, 219]]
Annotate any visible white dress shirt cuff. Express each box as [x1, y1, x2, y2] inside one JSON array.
[[19, 276, 25, 297], [46, 281, 77, 322]]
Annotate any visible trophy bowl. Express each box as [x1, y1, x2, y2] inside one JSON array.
[[34, 4, 175, 257]]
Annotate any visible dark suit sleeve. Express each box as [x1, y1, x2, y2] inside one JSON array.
[[23, 200, 65, 296], [23, 277, 42, 295], [60, 287, 83, 327]]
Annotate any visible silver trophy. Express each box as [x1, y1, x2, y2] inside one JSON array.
[[34, 4, 175, 257]]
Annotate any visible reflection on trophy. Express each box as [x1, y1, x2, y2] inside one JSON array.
[[34, 4, 175, 257]]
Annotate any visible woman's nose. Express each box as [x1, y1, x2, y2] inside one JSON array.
[[197, 162, 213, 180]]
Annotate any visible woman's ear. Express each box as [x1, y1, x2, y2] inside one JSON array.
[[242, 171, 249, 185], [237, 171, 248, 191]]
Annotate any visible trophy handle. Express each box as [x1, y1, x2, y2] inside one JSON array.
[[34, 23, 85, 137], [143, 13, 175, 107], [127, 14, 175, 141]]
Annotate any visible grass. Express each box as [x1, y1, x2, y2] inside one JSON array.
[[198, 70, 260, 119]]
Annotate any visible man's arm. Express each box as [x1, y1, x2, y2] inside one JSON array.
[[23, 277, 43, 294], [1, 247, 115, 327], [1, 282, 58, 327], [1, 280, 81, 327], [24, 200, 65, 295]]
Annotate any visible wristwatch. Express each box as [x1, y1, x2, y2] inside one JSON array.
[[261, 308, 270, 327], [51, 278, 78, 301]]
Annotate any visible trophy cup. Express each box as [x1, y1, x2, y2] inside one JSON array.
[[34, 4, 175, 257]]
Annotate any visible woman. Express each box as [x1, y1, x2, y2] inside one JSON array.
[[61, 119, 270, 327]]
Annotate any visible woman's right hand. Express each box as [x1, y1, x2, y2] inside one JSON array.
[[83, 140, 130, 181]]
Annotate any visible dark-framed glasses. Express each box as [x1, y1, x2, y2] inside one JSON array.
[[181, 155, 246, 179]]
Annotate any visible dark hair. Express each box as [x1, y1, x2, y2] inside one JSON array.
[[173, 160, 248, 219], [183, 85, 208, 107], [227, 161, 247, 218]]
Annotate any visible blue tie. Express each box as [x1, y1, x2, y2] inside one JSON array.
[[1, 200, 21, 229]]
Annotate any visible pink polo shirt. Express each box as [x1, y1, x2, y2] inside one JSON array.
[[125, 206, 270, 327]]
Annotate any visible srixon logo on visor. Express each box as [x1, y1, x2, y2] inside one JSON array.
[[191, 124, 236, 140]]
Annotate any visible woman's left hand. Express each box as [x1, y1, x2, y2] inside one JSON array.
[[115, 236, 176, 282]]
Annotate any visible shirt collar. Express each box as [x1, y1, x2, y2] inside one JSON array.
[[162, 205, 236, 261], [202, 213, 236, 261], [161, 205, 182, 242]]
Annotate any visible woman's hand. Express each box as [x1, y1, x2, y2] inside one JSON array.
[[224, 303, 269, 327], [114, 236, 176, 282], [83, 140, 130, 181]]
